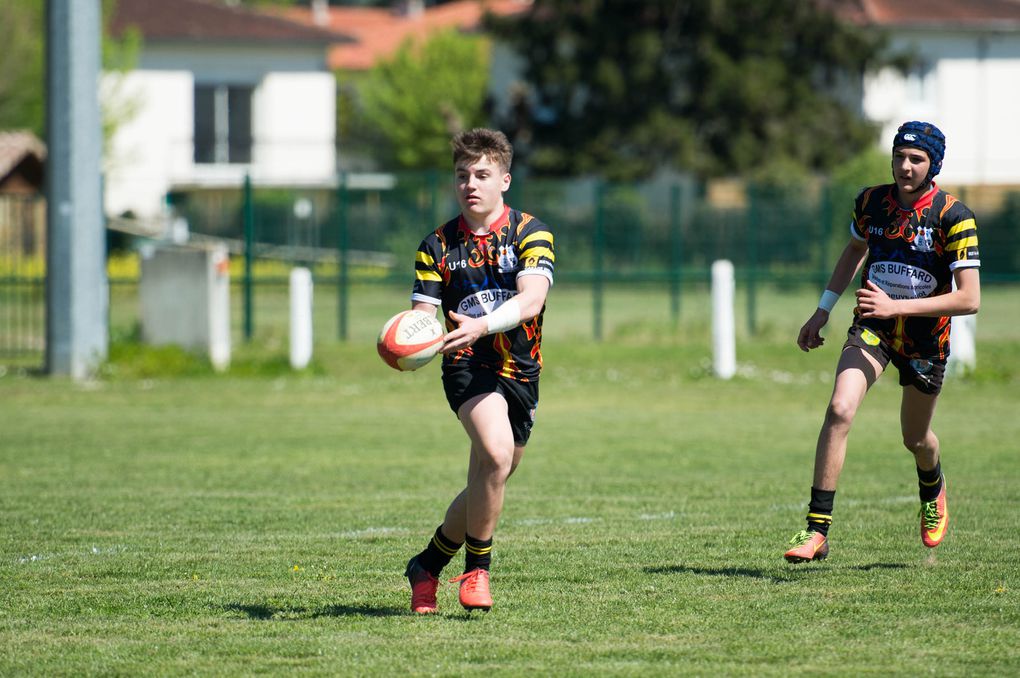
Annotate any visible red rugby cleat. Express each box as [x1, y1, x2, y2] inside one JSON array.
[[405, 557, 439, 614]]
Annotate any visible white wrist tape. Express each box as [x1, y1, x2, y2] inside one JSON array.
[[485, 299, 522, 334], [818, 289, 840, 313]]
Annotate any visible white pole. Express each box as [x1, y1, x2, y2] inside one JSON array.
[[712, 259, 736, 379], [947, 315, 976, 376], [208, 245, 231, 372], [946, 277, 976, 376], [289, 267, 313, 369]]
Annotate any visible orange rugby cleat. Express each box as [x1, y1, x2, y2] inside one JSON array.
[[450, 568, 493, 611], [784, 530, 829, 563], [920, 480, 949, 548]]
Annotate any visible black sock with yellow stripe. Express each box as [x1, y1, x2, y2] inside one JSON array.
[[807, 487, 835, 537], [464, 534, 492, 572], [416, 526, 462, 578], [917, 461, 943, 502]]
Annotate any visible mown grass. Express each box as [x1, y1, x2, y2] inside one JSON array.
[[1, 286, 1018, 676]]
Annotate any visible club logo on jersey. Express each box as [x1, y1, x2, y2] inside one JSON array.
[[861, 328, 881, 346], [911, 226, 934, 253], [868, 262, 937, 300], [497, 245, 518, 273], [457, 288, 517, 318]]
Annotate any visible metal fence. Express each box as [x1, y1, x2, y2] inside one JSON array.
[[2, 173, 1019, 366], [170, 172, 1018, 339], [0, 195, 46, 366]]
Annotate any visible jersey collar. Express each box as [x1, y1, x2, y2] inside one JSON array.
[[458, 204, 511, 238], [893, 182, 937, 213]]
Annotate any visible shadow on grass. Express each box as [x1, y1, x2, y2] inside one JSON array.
[[644, 562, 909, 583], [225, 602, 405, 620], [844, 562, 910, 572], [644, 565, 794, 583]]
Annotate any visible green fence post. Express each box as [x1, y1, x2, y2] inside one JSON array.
[[427, 168, 439, 229], [819, 183, 832, 285], [505, 168, 520, 209], [746, 184, 758, 336], [336, 174, 349, 342], [669, 183, 682, 328], [243, 174, 254, 342], [593, 181, 605, 341]]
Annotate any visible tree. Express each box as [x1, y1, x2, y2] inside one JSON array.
[[0, 0, 46, 136], [487, 0, 904, 181], [0, 0, 140, 142], [345, 29, 490, 169]]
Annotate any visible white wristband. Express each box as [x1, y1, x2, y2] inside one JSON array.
[[485, 299, 522, 334], [818, 289, 840, 313]]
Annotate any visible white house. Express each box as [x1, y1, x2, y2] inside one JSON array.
[[104, 0, 349, 219], [837, 0, 1020, 187]]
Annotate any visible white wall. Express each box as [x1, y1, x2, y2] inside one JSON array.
[[253, 72, 336, 185], [863, 29, 1020, 185], [104, 70, 193, 218], [103, 44, 336, 219]]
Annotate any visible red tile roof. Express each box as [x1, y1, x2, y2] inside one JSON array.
[[108, 0, 350, 45], [281, 0, 532, 71], [829, 0, 1020, 28]]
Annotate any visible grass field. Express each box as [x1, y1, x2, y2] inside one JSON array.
[[2, 285, 1019, 675]]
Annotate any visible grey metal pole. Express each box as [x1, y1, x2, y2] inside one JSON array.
[[45, 0, 107, 378]]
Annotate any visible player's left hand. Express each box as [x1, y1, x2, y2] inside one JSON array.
[[855, 280, 899, 319], [440, 311, 487, 354]]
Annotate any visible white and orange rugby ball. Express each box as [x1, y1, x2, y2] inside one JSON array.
[[377, 309, 445, 371]]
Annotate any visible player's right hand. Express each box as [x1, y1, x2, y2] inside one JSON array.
[[797, 309, 829, 352], [440, 311, 486, 354]]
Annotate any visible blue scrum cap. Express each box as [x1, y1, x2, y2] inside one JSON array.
[[893, 121, 945, 182]]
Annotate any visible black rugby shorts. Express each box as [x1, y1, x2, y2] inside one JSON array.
[[843, 324, 946, 395], [442, 364, 539, 445]]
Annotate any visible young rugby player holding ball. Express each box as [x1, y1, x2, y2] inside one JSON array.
[[404, 129, 555, 611]]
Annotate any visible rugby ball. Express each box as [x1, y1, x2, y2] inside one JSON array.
[[377, 310, 445, 371]]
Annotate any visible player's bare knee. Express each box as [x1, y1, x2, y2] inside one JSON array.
[[475, 443, 515, 478], [903, 431, 938, 456], [824, 398, 856, 430]]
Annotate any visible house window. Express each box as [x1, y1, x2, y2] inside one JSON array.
[[194, 84, 253, 164]]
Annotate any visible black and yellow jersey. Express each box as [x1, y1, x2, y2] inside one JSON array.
[[411, 205, 555, 381], [850, 183, 979, 360]]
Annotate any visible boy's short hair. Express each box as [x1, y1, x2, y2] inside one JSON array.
[[452, 128, 513, 173]]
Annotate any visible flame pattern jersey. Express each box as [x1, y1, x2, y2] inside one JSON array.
[[850, 183, 980, 360], [411, 205, 555, 381]]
